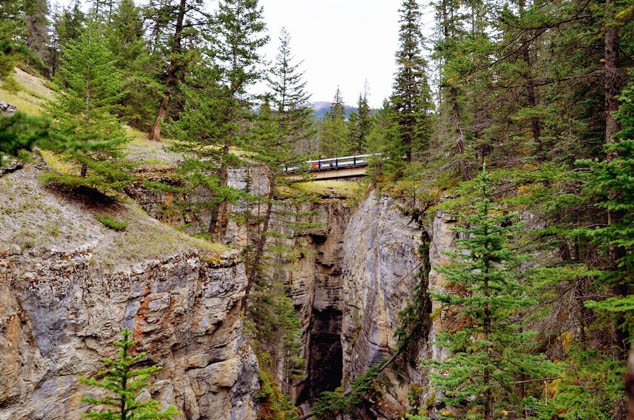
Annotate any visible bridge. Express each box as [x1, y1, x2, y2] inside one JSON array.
[[284, 153, 380, 181]]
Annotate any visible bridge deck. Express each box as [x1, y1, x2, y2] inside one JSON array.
[[284, 153, 379, 180]]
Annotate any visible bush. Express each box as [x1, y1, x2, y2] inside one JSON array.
[[96, 214, 128, 231]]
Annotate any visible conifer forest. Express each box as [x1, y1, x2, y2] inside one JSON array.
[[1, 0, 634, 418]]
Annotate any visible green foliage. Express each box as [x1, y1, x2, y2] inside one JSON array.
[[80, 328, 181, 419], [42, 21, 132, 193], [257, 365, 299, 420], [268, 27, 315, 152], [0, 111, 48, 166], [576, 80, 634, 335], [0, 41, 45, 90], [347, 93, 373, 154], [105, 0, 161, 131], [543, 347, 625, 419], [96, 214, 128, 231], [391, 0, 434, 163], [319, 87, 349, 157], [310, 362, 388, 419], [421, 168, 559, 419]]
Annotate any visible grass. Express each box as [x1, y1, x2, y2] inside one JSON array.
[[124, 127, 183, 168], [39, 149, 75, 174], [96, 214, 128, 231], [0, 67, 54, 116], [283, 180, 362, 198]]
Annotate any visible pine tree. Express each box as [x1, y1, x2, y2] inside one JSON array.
[[391, 0, 434, 163], [147, 0, 211, 141], [201, 0, 269, 237], [43, 21, 132, 193], [105, 0, 160, 130], [581, 79, 634, 340], [347, 93, 373, 154], [167, 63, 244, 234], [0, 0, 25, 41], [0, 112, 48, 166], [422, 167, 558, 419], [268, 27, 314, 149], [347, 109, 361, 154], [50, 1, 86, 76], [23, 0, 49, 62], [320, 87, 348, 157], [80, 328, 181, 419]]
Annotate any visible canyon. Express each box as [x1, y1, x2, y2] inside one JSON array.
[[0, 159, 457, 419]]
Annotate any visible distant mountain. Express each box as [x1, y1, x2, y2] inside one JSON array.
[[312, 101, 358, 121]]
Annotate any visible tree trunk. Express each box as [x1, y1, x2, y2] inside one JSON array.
[[604, 0, 619, 146], [148, 0, 187, 141], [518, 0, 542, 158], [241, 175, 275, 311], [604, 5, 626, 414], [149, 94, 168, 141], [208, 114, 233, 237]]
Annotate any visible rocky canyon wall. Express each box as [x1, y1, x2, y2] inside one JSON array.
[[0, 166, 259, 420]]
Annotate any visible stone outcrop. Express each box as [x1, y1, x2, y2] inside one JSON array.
[[0, 100, 17, 115], [0, 155, 465, 419], [263, 195, 353, 414], [340, 192, 425, 418], [425, 212, 457, 369], [0, 166, 259, 420]]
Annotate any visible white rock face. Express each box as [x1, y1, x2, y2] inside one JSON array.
[[0, 166, 259, 420], [0, 251, 259, 420], [427, 212, 458, 365], [340, 192, 424, 418]]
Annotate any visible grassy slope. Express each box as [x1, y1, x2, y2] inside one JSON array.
[[0, 165, 229, 271], [0, 68, 230, 265], [285, 180, 362, 198], [0, 67, 53, 115]]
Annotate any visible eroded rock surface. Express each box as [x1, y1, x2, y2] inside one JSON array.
[[341, 192, 425, 418], [0, 166, 259, 420]]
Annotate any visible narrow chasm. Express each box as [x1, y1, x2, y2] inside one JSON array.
[[298, 307, 343, 405]]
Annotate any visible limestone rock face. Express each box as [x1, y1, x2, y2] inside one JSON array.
[[0, 100, 17, 115], [266, 196, 353, 413], [0, 166, 259, 420], [340, 192, 424, 418], [426, 212, 458, 366], [0, 251, 258, 420]]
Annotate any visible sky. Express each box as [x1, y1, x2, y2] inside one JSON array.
[[259, 0, 401, 108], [55, 0, 436, 108]]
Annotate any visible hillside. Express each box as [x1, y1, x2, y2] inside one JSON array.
[[1, 0, 633, 419]]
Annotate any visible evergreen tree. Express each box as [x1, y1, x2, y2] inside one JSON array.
[[391, 0, 434, 162], [50, 1, 86, 76], [80, 328, 181, 419], [106, 0, 160, 130], [320, 87, 348, 157], [268, 27, 314, 149], [147, 0, 215, 141], [347, 93, 373, 154], [346, 109, 361, 154], [167, 63, 243, 234], [43, 21, 132, 193], [580, 79, 634, 341], [23, 0, 50, 63], [422, 167, 558, 419], [0, 0, 25, 41], [0, 112, 48, 166], [201, 0, 269, 237]]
